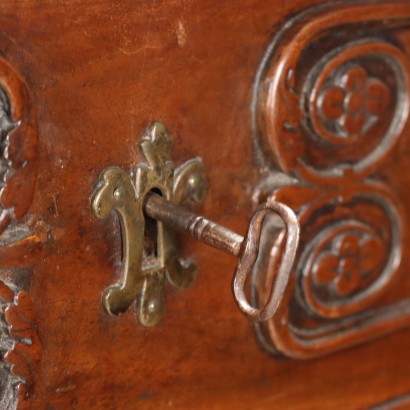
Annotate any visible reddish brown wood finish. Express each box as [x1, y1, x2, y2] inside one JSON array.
[[0, 0, 409, 409], [253, 1, 410, 360]]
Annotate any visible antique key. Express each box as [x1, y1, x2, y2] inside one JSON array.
[[143, 192, 299, 321], [91, 121, 299, 326]]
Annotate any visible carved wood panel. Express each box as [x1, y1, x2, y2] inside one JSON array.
[[0, 280, 41, 410], [0, 0, 409, 408], [252, 1, 410, 359], [0, 57, 38, 234], [0, 57, 41, 409]]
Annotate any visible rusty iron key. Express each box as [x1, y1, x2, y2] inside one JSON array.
[[144, 192, 300, 321]]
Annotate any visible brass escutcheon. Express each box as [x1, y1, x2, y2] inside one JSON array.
[[91, 121, 207, 326]]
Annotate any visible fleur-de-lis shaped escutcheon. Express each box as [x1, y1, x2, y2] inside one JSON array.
[[91, 121, 207, 326]]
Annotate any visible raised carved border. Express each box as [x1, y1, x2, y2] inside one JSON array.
[[0, 280, 41, 410], [0, 57, 38, 235], [252, 1, 410, 358], [0, 57, 41, 408]]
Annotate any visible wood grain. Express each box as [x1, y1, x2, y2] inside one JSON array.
[[0, 0, 408, 408]]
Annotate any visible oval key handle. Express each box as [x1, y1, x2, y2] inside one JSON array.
[[233, 199, 300, 321], [91, 121, 300, 326], [144, 193, 300, 322]]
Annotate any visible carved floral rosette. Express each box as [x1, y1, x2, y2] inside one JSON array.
[[252, 2, 410, 358]]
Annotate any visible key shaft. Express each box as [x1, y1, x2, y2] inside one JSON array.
[[144, 192, 244, 257]]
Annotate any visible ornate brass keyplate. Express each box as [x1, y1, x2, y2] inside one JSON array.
[[91, 121, 207, 326]]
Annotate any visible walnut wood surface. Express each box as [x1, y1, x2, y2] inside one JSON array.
[[0, 0, 409, 409], [252, 1, 410, 361]]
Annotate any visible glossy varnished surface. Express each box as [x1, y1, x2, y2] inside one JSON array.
[[0, 0, 409, 408]]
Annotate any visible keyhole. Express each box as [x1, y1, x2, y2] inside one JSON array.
[[143, 188, 163, 261]]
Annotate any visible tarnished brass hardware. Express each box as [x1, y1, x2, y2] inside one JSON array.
[[91, 121, 299, 326], [91, 121, 207, 326]]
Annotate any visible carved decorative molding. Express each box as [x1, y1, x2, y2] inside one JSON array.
[[0, 58, 38, 235], [0, 59, 41, 408], [369, 392, 410, 410], [252, 1, 410, 358], [0, 280, 41, 410]]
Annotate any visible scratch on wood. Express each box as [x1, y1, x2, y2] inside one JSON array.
[[176, 20, 186, 47], [137, 0, 157, 88]]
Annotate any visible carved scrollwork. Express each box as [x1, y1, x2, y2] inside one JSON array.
[[0, 280, 41, 410], [297, 188, 401, 320], [0, 58, 38, 236], [256, 37, 409, 182], [0, 58, 41, 408], [304, 40, 406, 148], [252, 1, 410, 358]]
